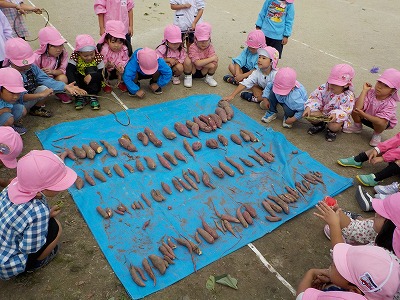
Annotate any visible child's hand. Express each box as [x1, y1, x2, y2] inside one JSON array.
[[234, 73, 246, 82], [33, 8, 42, 14], [363, 82, 373, 91], [261, 98, 270, 109], [65, 83, 87, 96], [285, 116, 296, 125], [39, 88, 54, 98], [42, 68, 53, 76], [328, 113, 337, 122], [302, 106, 311, 117], [367, 148, 378, 163], [115, 65, 124, 74], [84, 74, 92, 85], [50, 205, 61, 218], [185, 3, 192, 9], [314, 201, 340, 227], [135, 89, 145, 98], [281, 37, 288, 45], [353, 107, 365, 117], [371, 157, 384, 165], [222, 95, 234, 102]]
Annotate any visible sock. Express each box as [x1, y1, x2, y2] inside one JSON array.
[[354, 152, 368, 163], [184, 72, 191, 76], [207, 73, 215, 76], [374, 162, 400, 181]]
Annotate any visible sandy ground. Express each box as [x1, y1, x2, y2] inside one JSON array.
[[1, 0, 400, 299]]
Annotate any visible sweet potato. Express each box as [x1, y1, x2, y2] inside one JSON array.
[[163, 151, 178, 165], [144, 156, 156, 170], [225, 156, 244, 174], [209, 114, 222, 128], [242, 210, 253, 225], [302, 179, 311, 191], [82, 144, 96, 159], [217, 134, 229, 146], [262, 200, 277, 217], [182, 170, 198, 190], [236, 206, 248, 228], [206, 139, 219, 149], [172, 178, 184, 192], [192, 141, 202, 151], [189, 123, 200, 138], [149, 254, 166, 275], [142, 258, 156, 286], [75, 176, 84, 190], [265, 199, 283, 213], [159, 245, 175, 260], [103, 166, 112, 177], [175, 177, 192, 191], [137, 201, 145, 209], [209, 164, 225, 178], [239, 157, 254, 167], [65, 148, 77, 161], [162, 126, 177, 140], [151, 189, 165, 202], [201, 169, 215, 189], [174, 122, 192, 138], [141, 193, 152, 207], [93, 169, 107, 182], [241, 129, 258, 142], [100, 140, 118, 157], [221, 212, 240, 223], [96, 206, 109, 219], [193, 117, 212, 132], [174, 149, 187, 163], [215, 107, 228, 122], [142, 220, 151, 230], [134, 266, 148, 282], [105, 208, 113, 218], [186, 120, 195, 129], [248, 154, 264, 166], [89, 141, 103, 153], [183, 139, 195, 159], [267, 195, 290, 214], [137, 132, 149, 146], [129, 265, 146, 287], [197, 228, 214, 244], [222, 103, 234, 120], [188, 168, 200, 183], [218, 161, 235, 177], [230, 134, 242, 146], [199, 115, 217, 131], [113, 164, 125, 178], [83, 170, 95, 186], [240, 130, 251, 142], [252, 146, 274, 163], [243, 203, 257, 218], [157, 154, 172, 170], [135, 157, 145, 172], [265, 216, 282, 222], [72, 146, 86, 159], [194, 231, 202, 244], [200, 216, 219, 239], [123, 163, 135, 173], [144, 127, 162, 147], [161, 182, 172, 195], [223, 219, 237, 237], [118, 135, 137, 152]]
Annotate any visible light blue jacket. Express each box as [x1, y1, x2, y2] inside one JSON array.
[[255, 0, 294, 40], [232, 48, 258, 70]]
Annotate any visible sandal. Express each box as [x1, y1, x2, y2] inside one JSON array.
[[307, 122, 326, 135], [29, 106, 52, 118], [223, 75, 238, 85], [90, 97, 100, 110], [325, 129, 337, 142], [75, 96, 87, 110]]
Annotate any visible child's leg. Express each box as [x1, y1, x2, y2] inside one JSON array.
[[0, 113, 14, 126], [201, 62, 218, 87], [54, 74, 68, 84], [250, 85, 263, 102], [28, 86, 52, 118], [172, 63, 184, 76], [374, 161, 400, 181]]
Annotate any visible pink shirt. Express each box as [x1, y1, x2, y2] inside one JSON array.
[[188, 43, 216, 70], [100, 44, 129, 71], [377, 132, 400, 162], [156, 44, 186, 64], [94, 0, 134, 34], [33, 49, 69, 76]]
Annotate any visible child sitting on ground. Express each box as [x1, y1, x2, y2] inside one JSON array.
[[222, 46, 279, 103], [186, 22, 218, 88], [66, 34, 104, 110], [123, 47, 172, 98], [156, 24, 191, 85], [0, 126, 23, 187], [34, 26, 71, 104], [97, 20, 130, 93], [223, 29, 266, 86], [260, 67, 307, 128], [337, 131, 400, 187], [303, 64, 356, 142], [343, 68, 400, 147]]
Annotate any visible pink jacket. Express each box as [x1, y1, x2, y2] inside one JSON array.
[[100, 44, 129, 71], [94, 0, 134, 34], [188, 43, 216, 70], [156, 44, 186, 64], [377, 132, 400, 162], [33, 49, 69, 76]]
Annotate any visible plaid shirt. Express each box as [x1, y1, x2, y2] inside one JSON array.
[[0, 0, 30, 38], [0, 188, 49, 280]]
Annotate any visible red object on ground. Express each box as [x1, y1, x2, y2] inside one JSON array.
[[324, 196, 337, 207]]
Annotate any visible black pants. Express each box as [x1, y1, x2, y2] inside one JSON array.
[[74, 72, 102, 95]]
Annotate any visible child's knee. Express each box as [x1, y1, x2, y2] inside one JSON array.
[[174, 63, 184, 73]]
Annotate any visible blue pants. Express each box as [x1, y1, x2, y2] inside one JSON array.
[[267, 92, 296, 119]]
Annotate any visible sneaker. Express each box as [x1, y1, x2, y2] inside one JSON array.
[[261, 111, 277, 123], [172, 76, 181, 85], [90, 97, 100, 110], [282, 117, 292, 128], [27, 245, 59, 273], [240, 92, 258, 103], [356, 174, 378, 187], [152, 86, 163, 95], [323, 225, 346, 243], [307, 123, 326, 135], [374, 182, 399, 195], [184, 74, 192, 88], [337, 156, 363, 168], [103, 85, 113, 93], [75, 96, 87, 110], [118, 82, 128, 92], [55, 93, 72, 104], [342, 209, 363, 220], [29, 107, 52, 118], [375, 193, 388, 199], [342, 122, 362, 133], [11, 124, 27, 135], [204, 74, 218, 87], [325, 129, 337, 142], [355, 185, 374, 212], [223, 75, 238, 85], [369, 133, 382, 147]]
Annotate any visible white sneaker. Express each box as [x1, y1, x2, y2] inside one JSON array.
[[374, 182, 399, 195], [282, 117, 292, 128], [172, 76, 181, 85], [184, 74, 192, 88], [374, 193, 388, 199], [369, 133, 382, 147], [261, 111, 277, 123], [204, 74, 218, 87]]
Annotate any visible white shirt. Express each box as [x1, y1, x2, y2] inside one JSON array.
[[170, 0, 205, 32]]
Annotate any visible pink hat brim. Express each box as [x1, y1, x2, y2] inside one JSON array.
[[327, 78, 353, 87], [378, 77, 396, 89], [332, 243, 353, 283], [8, 178, 37, 204], [141, 66, 158, 75], [46, 166, 77, 191], [10, 54, 36, 67], [2, 85, 26, 94], [0, 156, 17, 168]]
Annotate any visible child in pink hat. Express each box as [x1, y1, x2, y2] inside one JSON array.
[[186, 22, 218, 88], [122, 47, 172, 98], [34, 26, 71, 104], [66, 34, 104, 110], [223, 29, 266, 86], [0, 150, 77, 279], [222, 46, 279, 103], [156, 24, 192, 85], [0, 126, 23, 187], [304, 64, 356, 142], [344, 68, 400, 147], [97, 20, 131, 93]]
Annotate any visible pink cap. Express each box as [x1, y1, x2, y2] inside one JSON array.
[[137, 48, 158, 75], [75, 34, 96, 52], [0, 126, 23, 169], [98, 20, 127, 45], [327, 64, 355, 87], [245, 29, 266, 48], [377, 68, 400, 90], [333, 244, 400, 299], [0, 67, 26, 93], [273, 67, 299, 95], [5, 38, 36, 67], [163, 24, 182, 43], [8, 150, 77, 204], [194, 22, 212, 41], [303, 288, 367, 299], [36, 27, 66, 55], [257, 46, 279, 70]]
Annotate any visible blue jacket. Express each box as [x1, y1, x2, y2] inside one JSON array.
[[255, 0, 294, 40], [232, 48, 258, 70], [19, 64, 66, 95], [123, 48, 172, 94]]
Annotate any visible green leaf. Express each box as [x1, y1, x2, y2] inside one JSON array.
[[215, 274, 238, 290], [206, 275, 215, 291]]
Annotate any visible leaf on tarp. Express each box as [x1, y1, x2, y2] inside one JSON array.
[[214, 274, 238, 290], [206, 275, 215, 291]]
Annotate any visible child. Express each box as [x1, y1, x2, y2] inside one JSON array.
[[5, 38, 86, 117], [34, 26, 71, 104], [94, 0, 134, 44], [122, 47, 172, 98], [343, 68, 400, 147], [260, 67, 307, 128], [0, 67, 26, 134], [97, 20, 130, 93], [186, 22, 218, 88], [0, 126, 23, 187], [170, 0, 204, 48], [0, 9, 11, 68], [223, 29, 266, 85], [337, 132, 400, 187], [303, 64, 356, 142], [66, 34, 104, 110], [222, 46, 279, 103], [255, 0, 294, 58], [156, 24, 191, 85], [0, 150, 77, 279]]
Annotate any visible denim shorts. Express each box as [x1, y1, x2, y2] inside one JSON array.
[[0, 103, 25, 125]]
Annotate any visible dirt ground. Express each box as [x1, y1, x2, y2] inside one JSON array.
[[1, 0, 400, 299]]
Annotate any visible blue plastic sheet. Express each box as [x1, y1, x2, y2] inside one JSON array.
[[36, 94, 352, 299]]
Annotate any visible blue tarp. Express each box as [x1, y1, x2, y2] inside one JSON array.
[[36, 94, 352, 299]]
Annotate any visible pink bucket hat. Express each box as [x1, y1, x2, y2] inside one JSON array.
[[327, 64, 355, 87], [273, 67, 300, 95], [257, 46, 279, 70], [5, 38, 36, 67], [137, 47, 158, 75], [75, 34, 96, 52], [194, 22, 212, 41], [98, 20, 126, 45], [303, 288, 367, 299], [0, 126, 23, 169], [8, 150, 77, 204], [36, 27, 66, 55], [245, 29, 266, 49], [0, 67, 26, 93], [333, 244, 400, 300], [163, 24, 182, 44]]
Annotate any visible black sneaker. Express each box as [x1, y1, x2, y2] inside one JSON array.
[[355, 185, 374, 212], [325, 129, 337, 142], [89, 96, 100, 110], [240, 92, 258, 102], [153, 86, 162, 95], [307, 122, 326, 135]]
